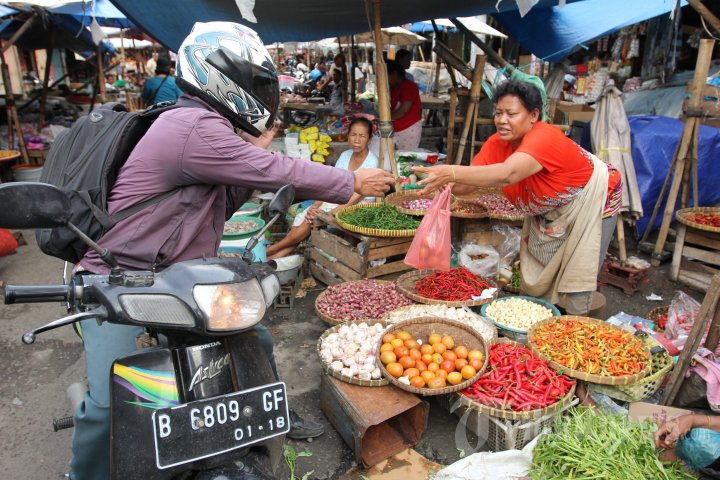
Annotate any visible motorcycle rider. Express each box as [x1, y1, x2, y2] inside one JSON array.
[[69, 21, 395, 480]]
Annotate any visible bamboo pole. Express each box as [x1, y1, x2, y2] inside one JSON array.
[[350, 35, 356, 103], [450, 18, 514, 74], [687, 0, 720, 34], [371, 0, 397, 177], [651, 39, 714, 265], [431, 20, 457, 89], [37, 27, 54, 133], [1, 14, 36, 55], [97, 44, 107, 103], [454, 55, 484, 165]]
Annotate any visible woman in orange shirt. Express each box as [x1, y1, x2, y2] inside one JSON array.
[[414, 79, 622, 315]]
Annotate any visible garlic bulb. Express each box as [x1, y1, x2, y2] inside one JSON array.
[[331, 361, 343, 372]]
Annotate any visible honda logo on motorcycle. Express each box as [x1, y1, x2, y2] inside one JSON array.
[[188, 353, 231, 391]]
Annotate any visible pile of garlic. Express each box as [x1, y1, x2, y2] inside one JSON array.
[[485, 297, 554, 331], [319, 322, 385, 381], [384, 304, 496, 343]]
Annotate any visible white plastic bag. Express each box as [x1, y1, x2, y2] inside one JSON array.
[[458, 243, 500, 278], [494, 224, 521, 271]]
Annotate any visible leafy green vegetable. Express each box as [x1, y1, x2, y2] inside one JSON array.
[[530, 408, 695, 480], [283, 445, 313, 480]]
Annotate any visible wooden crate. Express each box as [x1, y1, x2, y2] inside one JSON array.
[[308, 211, 414, 285], [460, 217, 522, 245], [671, 224, 720, 292]]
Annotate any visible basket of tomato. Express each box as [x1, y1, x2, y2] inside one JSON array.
[[676, 207, 720, 233], [376, 317, 489, 396], [455, 339, 576, 421]]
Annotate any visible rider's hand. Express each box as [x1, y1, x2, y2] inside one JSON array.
[[353, 168, 395, 198], [239, 121, 281, 150]]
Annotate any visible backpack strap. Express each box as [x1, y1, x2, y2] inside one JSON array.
[[148, 76, 168, 105]]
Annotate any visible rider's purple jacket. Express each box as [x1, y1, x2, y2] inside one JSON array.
[[79, 95, 353, 274]]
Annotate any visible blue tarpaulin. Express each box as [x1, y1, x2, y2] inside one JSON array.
[[0, 4, 17, 18], [108, 0, 586, 50], [493, 0, 685, 62], [50, 0, 133, 28], [628, 116, 720, 236]]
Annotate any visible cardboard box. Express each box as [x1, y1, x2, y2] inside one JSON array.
[[628, 402, 691, 425], [553, 101, 595, 125]]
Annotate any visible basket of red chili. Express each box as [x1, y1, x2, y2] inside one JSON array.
[[396, 268, 498, 308], [455, 339, 576, 421], [676, 207, 720, 233], [527, 316, 652, 386]]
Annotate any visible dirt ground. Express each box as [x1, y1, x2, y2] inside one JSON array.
[[0, 228, 705, 479]]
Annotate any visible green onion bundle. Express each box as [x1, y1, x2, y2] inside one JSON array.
[[531, 408, 695, 480], [338, 205, 420, 230]]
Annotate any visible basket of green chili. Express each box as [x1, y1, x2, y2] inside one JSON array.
[[335, 202, 420, 237]]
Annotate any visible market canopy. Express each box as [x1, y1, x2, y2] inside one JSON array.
[[493, 0, 687, 62], [339, 27, 427, 46], [411, 17, 507, 39], [108, 0, 587, 50], [48, 0, 133, 28]]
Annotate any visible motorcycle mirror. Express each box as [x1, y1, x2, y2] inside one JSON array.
[[0, 182, 72, 229], [268, 185, 295, 218]]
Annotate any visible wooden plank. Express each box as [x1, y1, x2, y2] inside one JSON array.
[[309, 261, 342, 286], [309, 247, 362, 282], [310, 229, 364, 272], [685, 229, 720, 251], [366, 259, 414, 278], [683, 245, 720, 267], [671, 224, 686, 281], [366, 236, 411, 249], [367, 241, 412, 261]]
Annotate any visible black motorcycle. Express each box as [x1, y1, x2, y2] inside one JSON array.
[[0, 182, 295, 479]]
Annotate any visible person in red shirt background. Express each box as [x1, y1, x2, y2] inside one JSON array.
[[387, 60, 422, 150]]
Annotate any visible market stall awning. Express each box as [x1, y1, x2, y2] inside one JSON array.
[[492, 0, 687, 62], [108, 0, 587, 50], [340, 27, 427, 46], [411, 17, 507, 39], [48, 0, 133, 28]]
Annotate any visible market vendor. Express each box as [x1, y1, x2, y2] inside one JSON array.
[[387, 60, 422, 150], [656, 412, 720, 472], [413, 79, 622, 315], [266, 117, 379, 260]]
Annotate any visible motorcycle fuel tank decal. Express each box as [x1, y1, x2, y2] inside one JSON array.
[[113, 364, 179, 409]]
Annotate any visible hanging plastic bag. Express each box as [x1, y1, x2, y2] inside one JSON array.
[[404, 186, 452, 270], [665, 290, 701, 342], [493, 224, 521, 272]]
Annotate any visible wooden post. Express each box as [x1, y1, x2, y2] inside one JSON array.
[[431, 21, 457, 89], [687, 0, 720, 34], [37, 27, 54, 133], [616, 215, 627, 263], [454, 55, 485, 165], [661, 273, 720, 406], [371, 0, 397, 177], [97, 44, 107, 103], [0, 46, 29, 164], [450, 18, 515, 74], [1, 14, 37, 55], [650, 39, 714, 266], [350, 35, 356, 103]]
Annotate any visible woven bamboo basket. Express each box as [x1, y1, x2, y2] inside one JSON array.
[[646, 305, 670, 323], [452, 338, 577, 421], [314, 279, 405, 326], [454, 187, 525, 222], [316, 320, 390, 387], [676, 207, 720, 233], [381, 304, 498, 344], [396, 269, 498, 308], [450, 198, 489, 219], [384, 191, 435, 216], [527, 316, 652, 386], [376, 317, 489, 396], [481, 296, 561, 336], [335, 202, 419, 237], [590, 333, 674, 402]]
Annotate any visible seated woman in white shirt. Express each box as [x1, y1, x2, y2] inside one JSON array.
[[267, 117, 379, 260]]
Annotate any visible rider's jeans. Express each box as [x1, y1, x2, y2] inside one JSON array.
[[69, 320, 277, 479]]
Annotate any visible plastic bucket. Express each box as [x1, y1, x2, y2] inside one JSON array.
[[11, 164, 43, 182], [219, 238, 267, 263], [222, 216, 265, 240], [233, 202, 263, 218]]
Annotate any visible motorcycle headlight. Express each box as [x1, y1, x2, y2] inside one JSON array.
[[193, 280, 266, 332]]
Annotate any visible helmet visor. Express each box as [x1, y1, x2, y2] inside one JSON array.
[[206, 48, 278, 131]]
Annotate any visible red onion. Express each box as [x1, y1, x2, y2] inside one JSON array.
[[317, 280, 412, 321], [475, 194, 522, 216], [402, 198, 433, 210]]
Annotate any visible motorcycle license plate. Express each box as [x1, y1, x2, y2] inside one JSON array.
[[151, 382, 289, 469]]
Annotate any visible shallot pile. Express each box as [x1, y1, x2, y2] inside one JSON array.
[[384, 304, 496, 343], [316, 280, 412, 321], [402, 198, 433, 210], [319, 322, 385, 381], [475, 193, 523, 216]]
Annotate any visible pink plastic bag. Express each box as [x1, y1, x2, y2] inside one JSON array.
[[404, 186, 452, 270]]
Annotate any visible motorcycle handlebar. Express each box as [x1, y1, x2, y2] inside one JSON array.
[[4, 284, 74, 304]]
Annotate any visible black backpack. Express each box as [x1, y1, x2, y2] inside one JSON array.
[[36, 102, 180, 264]]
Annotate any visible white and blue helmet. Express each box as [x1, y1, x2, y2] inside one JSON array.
[[176, 21, 278, 136]]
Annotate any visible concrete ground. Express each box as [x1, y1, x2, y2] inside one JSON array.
[[0, 229, 705, 479]]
